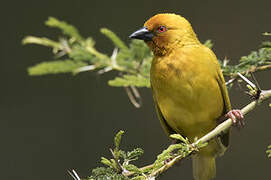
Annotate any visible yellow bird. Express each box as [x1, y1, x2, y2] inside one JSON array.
[[129, 13, 244, 180]]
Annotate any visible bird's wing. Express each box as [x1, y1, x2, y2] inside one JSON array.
[[216, 68, 231, 113], [152, 89, 176, 136], [216, 64, 232, 148]]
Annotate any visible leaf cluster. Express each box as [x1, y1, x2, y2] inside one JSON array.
[[87, 131, 207, 180], [23, 17, 152, 87], [266, 145, 271, 158], [88, 131, 144, 180], [221, 39, 271, 77]]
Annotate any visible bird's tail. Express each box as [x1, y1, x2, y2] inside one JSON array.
[[192, 154, 216, 180]]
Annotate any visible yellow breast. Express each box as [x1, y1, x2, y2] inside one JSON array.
[[150, 45, 224, 140]]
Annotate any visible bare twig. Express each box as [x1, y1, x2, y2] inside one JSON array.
[[225, 65, 271, 87], [226, 78, 236, 86], [109, 148, 125, 173], [74, 65, 96, 74], [147, 155, 183, 178], [68, 169, 81, 180], [193, 89, 271, 146], [123, 164, 154, 177], [124, 86, 142, 108], [237, 72, 256, 89], [250, 72, 262, 91], [252, 64, 271, 72]]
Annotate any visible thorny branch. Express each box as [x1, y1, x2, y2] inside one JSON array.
[[123, 88, 271, 179], [225, 64, 271, 86]]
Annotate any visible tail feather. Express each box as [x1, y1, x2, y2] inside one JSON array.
[[192, 154, 216, 180]]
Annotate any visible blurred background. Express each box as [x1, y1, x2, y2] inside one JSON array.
[[1, 0, 271, 179]]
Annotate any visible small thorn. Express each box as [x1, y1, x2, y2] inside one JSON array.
[[68, 169, 81, 180], [237, 72, 256, 89], [74, 65, 96, 74], [250, 72, 262, 91]]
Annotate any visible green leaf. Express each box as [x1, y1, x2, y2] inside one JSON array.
[[263, 32, 271, 36], [170, 134, 188, 144], [108, 75, 150, 87], [126, 148, 144, 161], [100, 28, 128, 51], [114, 130, 124, 151], [128, 40, 152, 62], [100, 157, 121, 172], [69, 44, 97, 62], [89, 167, 129, 180], [110, 159, 119, 171], [196, 141, 208, 149], [28, 60, 87, 76], [261, 41, 271, 48], [118, 150, 127, 160], [45, 17, 83, 41], [101, 157, 113, 168], [203, 39, 213, 49], [123, 164, 141, 174], [266, 145, 271, 158], [154, 143, 188, 169], [130, 176, 146, 180], [22, 36, 61, 53]]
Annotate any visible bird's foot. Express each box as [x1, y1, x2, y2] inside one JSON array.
[[226, 109, 244, 129]]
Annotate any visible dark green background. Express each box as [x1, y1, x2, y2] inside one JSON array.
[[1, 0, 271, 179]]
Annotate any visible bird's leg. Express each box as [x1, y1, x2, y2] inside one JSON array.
[[218, 109, 244, 129], [226, 109, 244, 129]]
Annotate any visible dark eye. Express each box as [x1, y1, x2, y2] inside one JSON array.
[[157, 26, 167, 33]]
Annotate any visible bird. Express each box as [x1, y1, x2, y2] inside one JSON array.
[[129, 13, 244, 180]]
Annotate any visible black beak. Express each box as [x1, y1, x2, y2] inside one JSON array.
[[129, 27, 154, 41]]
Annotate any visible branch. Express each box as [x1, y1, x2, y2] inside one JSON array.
[[193, 89, 271, 146], [225, 64, 271, 86], [127, 89, 271, 179]]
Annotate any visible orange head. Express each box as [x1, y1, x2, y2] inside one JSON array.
[[129, 13, 199, 56]]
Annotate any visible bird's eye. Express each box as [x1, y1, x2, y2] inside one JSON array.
[[157, 26, 167, 33]]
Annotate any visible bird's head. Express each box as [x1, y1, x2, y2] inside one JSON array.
[[129, 13, 199, 56]]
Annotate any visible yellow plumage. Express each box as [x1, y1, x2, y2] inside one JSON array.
[[130, 13, 232, 180]]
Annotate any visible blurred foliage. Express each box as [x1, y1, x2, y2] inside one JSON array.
[[23, 17, 271, 88], [23, 17, 271, 89], [23, 17, 152, 88], [28, 60, 87, 75], [268, 104, 271, 158], [266, 145, 271, 158], [220, 46, 271, 77]]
